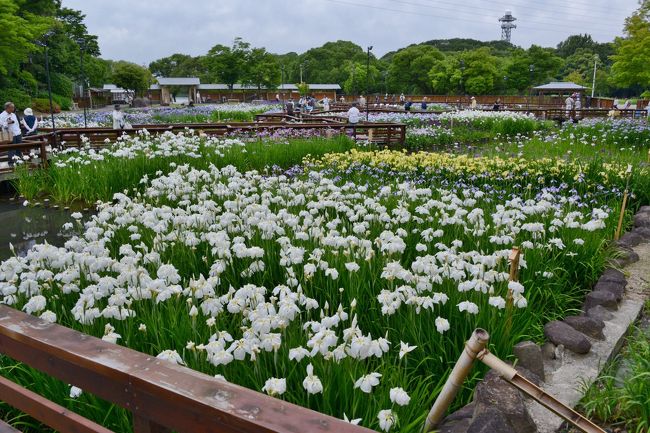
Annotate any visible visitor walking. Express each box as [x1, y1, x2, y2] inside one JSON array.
[[0, 102, 23, 166], [112, 104, 126, 129], [323, 96, 330, 111], [470, 96, 477, 109], [286, 99, 295, 116], [574, 93, 582, 110], [404, 99, 412, 112], [493, 98, 501, 111], [347, 102, 360, 124], [359, 95, 366, 109], [20, 108, 38, 136], [399, 93, 405, 104], [565, 94, 575, 120], [421, 97, 428, 110]]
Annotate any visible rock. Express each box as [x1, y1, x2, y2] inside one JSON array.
[[541, 342, 556, 360], [638, 205, 650, 214], [514, 365, 542, 387], [564, 315, 605, 340], [131, 97, 150, 108], [544, 321, 592, 354], [586, 305, 614, 321], [584, 290, 619, 311], [599, 268, 626, 283], [438, 403, 474, 433], [513, 341, 545, 380], [632, 226, 650, 241], [473, 370, 537, 433], [593, 280, 625, 301], [613, 249, 640, 267], [616, 232, 643, 248], [633, 213, 650, 228], [467, 408, 516, 433]]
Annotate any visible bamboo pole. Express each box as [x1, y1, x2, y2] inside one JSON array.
[[505, 247, 521, 338], [614, 189, 628, 241], [423, 329, 490, 432], [476, 349, 607, 433]]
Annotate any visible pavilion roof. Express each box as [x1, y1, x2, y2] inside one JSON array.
[[533, 81, 589, 91]]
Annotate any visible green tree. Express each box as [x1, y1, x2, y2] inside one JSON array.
[[204, 38, 251, 90], [244, 48, 280, 90], [149, 54, 203, 78], [0, 0, 38, 76], [611, 0, 650, 90], [343, 62, 380, 95], [111, 61, 153, 97], [388, 45, 444, 94]]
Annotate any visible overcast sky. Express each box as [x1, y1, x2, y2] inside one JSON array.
[[62, 0, 638, 65]]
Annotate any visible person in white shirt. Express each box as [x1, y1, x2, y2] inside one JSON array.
[[323, 96, 330, 111], [1, 102, 23, 165], [347, 102, 360, 124], [359, 95, 366, 109], [112, 105, 125, 129]]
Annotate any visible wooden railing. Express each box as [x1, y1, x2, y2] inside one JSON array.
[[0, 305, 372, 433], [0, 134, 53, 173]]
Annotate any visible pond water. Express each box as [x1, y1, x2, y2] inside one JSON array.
[[0, 196, 78, 261]]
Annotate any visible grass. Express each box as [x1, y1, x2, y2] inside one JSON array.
[[13, 134, 356, 205], [577, 301, 650, 433], [1, 117, 648, 432]]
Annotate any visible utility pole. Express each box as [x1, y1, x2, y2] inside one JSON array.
[[281, 65, 285, 107], [36, 31, 57, 146], [591, 55, 598, 98], [366, 46, 373, 121], [76, 38, 88, 128], [528, 64, 535, 110]]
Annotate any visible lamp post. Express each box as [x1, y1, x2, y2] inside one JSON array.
[[503, 75, 508, 96], [366, 45, 373, 121], [36, 31, 56, 146], [528, 64, 535, 110], [76, 38, 88, 128], [280, 65, 285, 107], [591, 55, 598, 99], [300, 62, 307, 83], [383, 70, 388, 96]]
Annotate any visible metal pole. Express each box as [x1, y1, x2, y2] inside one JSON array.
[[366, 46, 372, 121], [44, 45, 57, 146], [281, 66, 285, 108], [591, 56, 597, 99], [423, 329, 490, 432], [79, 47, 87, 128]]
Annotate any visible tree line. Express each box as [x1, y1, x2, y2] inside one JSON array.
[[1, 0, 649, 111]]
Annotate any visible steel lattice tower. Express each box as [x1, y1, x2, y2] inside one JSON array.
[[499, 10, 517, 43]]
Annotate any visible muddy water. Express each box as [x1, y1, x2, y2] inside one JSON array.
[[0, 197, 78, 261]]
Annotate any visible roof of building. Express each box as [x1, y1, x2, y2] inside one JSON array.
[[278, 84, 341, 90], [156, 77, 201, 86], [533, 81, 589, 91]]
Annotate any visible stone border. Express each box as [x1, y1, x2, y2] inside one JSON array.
[[437, 206, 650, 433]]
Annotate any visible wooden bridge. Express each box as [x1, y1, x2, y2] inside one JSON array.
[[0, 121, 406, 177], [0, 305, 372, 433]]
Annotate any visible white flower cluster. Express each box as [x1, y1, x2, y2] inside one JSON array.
[[0, 162, 609, 431]]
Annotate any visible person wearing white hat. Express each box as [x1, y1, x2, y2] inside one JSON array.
[[21, 108, 38, 136], [470, 96, 477, 109]]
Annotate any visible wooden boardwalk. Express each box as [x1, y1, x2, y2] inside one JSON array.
[[0, 121, 407, 179]]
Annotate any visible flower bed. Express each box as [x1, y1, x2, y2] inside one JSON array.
[[2, 148, 625, 432]]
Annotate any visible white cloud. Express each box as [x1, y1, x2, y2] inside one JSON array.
[[63, 0, 637, 64]]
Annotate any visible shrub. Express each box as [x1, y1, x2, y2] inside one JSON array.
[[31, 98, 61, 114], [0, 88, 32, 110]]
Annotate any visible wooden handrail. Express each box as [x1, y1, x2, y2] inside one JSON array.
[[0, 305, 372, 433]]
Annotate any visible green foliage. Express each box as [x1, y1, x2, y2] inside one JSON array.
[[149, 53, 203, 78], [611, 0, 650, 90], [50, 72, 73, 98], [204, 38, 251, 89], [31, 97, 61, 113], [343, 63, 380, 95], [111, 61, 153, 96], [388, 45, 444, 94], [243, 48, 280, 90], [0, 88, 32, 110], [296, 82, 310, 96], [579, 321, 650, 433]]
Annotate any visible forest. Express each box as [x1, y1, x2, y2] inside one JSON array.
[[2, 0, 649, 111]]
